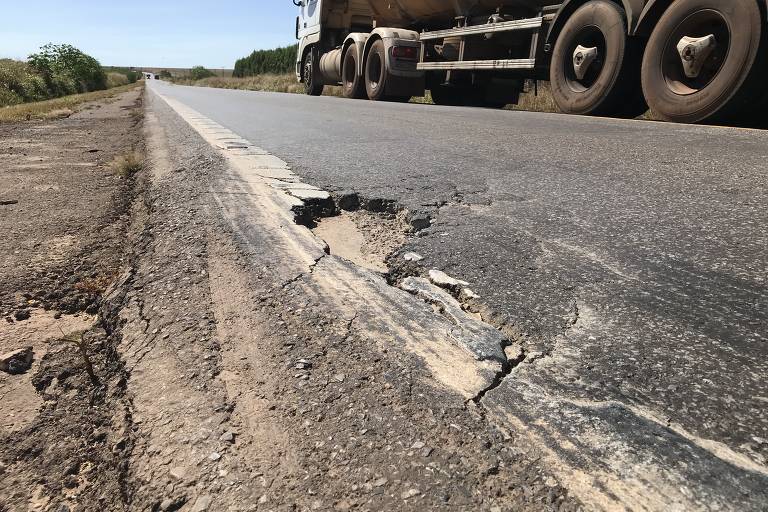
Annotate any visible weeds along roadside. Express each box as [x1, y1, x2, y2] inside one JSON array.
[[0, 82, 142, 123], [170, 73, 562, 112]]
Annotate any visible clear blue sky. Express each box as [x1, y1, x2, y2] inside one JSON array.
[[2, 1, 299, 68]]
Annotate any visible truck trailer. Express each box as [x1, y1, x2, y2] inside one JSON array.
[[294, 0, 768, 125]]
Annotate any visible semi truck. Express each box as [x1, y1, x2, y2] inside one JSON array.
[[294, 0, 768, 125]]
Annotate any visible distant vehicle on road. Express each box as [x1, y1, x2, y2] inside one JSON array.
[[294, 0, 767, 125]]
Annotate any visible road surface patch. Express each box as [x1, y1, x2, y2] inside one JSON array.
[[150, 88, 513, 400]]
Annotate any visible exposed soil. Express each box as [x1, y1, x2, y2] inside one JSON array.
[[0, 90, 144, 512], [312, 211, 408, 273]]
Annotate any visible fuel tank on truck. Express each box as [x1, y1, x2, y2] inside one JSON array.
[[363, 0, 554, 26]]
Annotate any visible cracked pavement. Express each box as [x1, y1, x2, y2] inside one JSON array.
[[113, 89, 582, 511], [148, 82, 768, 510]]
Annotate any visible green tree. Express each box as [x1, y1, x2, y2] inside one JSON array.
[[28, 43, 107, 94], [233, 45, 297, 77], [189, 66, 215, 80]]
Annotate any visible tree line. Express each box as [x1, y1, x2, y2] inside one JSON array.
[[1, 43, 138, 107], [233, 45, 297, 77]]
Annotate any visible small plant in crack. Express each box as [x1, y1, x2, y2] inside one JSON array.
[[108, 151, 143, 177], [58, 327, 99, 386]]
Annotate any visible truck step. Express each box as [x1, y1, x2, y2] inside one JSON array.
[[419, 17, 543, 41], [417, 59, 536, 71]]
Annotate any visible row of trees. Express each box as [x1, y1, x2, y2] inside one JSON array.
[[1, 44, 137, 107], [233, 45, 297, 77]]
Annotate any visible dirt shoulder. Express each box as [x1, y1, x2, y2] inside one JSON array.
[[0, 89, 144, 511]]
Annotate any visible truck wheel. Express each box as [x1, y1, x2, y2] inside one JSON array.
[[303, 49, 324, 97], [550, 0, 645, 117], [641, 0, 766, 124], [342, 45, 366, 99], [365, 40, 390, 101]]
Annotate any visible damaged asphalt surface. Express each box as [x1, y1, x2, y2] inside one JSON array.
[[113, 91, 580, 511], [147, 82, 767, 509]]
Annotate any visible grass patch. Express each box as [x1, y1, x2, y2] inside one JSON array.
[[173, 74, 343, 97], [174, 73, 558, 109], [108, 151, 144, 177], [0, 82, 140, 123]]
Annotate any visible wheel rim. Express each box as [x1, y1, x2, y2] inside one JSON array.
[[660, 9, 730, 96], [367, 51, 383, 91], [564, 26, 607, 93]]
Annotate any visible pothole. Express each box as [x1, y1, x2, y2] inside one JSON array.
[[312, 210, 408, 273]]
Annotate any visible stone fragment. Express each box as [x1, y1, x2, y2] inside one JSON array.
[[411, 441, 425, 450], [295, 359, 312, 370], [190, 495, 212, 512], [409, 214, 431, 231], [373, 477, 388, 487], [428, 269, 469, 288], [401, 489, 420, 499], [13, 309, 30, 321], [169, 466, 188, 481], [219, 431, 234, 443], [403, 252, 424, 262], [0, 347, 33, 374]]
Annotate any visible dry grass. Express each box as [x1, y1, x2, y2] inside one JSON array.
[[0, 82, 141, 123], [108, 151, 144, 177], [174, 74, 343, 96], [176, 73, 561, 111], [512, 81, 559, 113]]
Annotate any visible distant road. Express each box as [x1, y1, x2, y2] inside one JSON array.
[[152, 81, 768, 510]]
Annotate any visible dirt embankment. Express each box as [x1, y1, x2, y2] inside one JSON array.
[[0, 90, 145, 511]]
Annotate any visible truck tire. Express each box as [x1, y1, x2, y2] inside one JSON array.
[[303, 48, 324, 97], [342, 45, 366, 99], [550, 0, 645, 118], [365, 40, 390, 101], [640, 0, 766, 125]]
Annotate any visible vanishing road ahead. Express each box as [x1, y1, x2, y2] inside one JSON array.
[[152, 81, 768, 510]]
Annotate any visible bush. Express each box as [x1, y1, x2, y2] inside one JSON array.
[[0, 45, 123, 108], [29, 43, 107, 94], [0, 59, 51, 105], [159, 69, 173, 80], [189, 66, 215, 80], [106, 72, 129, 89], [234, 45, 297, 77], [0, 59, 32, 97], [21, 74, 49, 102], [0, 88, 23, 107]]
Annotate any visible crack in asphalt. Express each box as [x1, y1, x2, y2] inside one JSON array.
[[279, 251, 328, 290]]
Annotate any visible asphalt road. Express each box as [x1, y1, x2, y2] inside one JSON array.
[[153, 82, 767, 507]]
